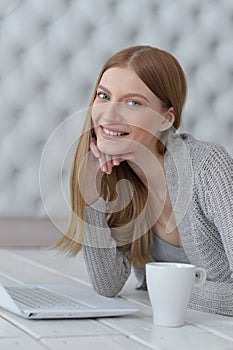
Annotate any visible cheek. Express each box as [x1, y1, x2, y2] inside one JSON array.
[[91, 111, 98, 127], [91, 109, 101, 138], [132, 129, 154, 146], [130, 110, 163, 134], [91, 101, 101, 123], [130, 119, 161, 138]]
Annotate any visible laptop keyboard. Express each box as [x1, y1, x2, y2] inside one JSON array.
[[6, 286, 88, 309]]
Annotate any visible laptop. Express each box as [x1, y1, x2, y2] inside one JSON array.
[[0, 283, 138, 319]]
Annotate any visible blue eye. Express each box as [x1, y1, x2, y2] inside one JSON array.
[[97, 92, 109, 100], [127, 100, 141, 106]]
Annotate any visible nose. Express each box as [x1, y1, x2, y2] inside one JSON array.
[[97, 101, 124, 124]]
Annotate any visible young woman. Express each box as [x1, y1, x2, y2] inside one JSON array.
[[55, 45, 233, 316]]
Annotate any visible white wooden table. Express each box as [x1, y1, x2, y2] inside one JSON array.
[[0, 248, 233, 350]]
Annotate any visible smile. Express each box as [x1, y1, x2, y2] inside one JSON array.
[[101, 126, 129, 137]]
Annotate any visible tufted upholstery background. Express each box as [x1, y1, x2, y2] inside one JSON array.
[[0, 0, 232, 220]]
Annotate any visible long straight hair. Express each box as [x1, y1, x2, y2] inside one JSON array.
[[54, 45, 187, 267]]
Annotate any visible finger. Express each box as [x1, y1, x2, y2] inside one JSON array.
[[112, 157, 120, 166], [99, 154, 113, 174], [90, 141, 101, 159], [89, 142, 106, 171], [111, 154, 134, 167], [119, 153, 135, 161], [104, 154, 114, 174], [98, 154, 108, 172], [111, 153, 135, 164]]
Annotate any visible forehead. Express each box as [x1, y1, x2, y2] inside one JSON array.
[[99, 67, 153, 95]]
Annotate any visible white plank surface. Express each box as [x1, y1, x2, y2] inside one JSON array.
[[0, 309, 119, 339], [0, 317, 48, 350], [0, 248, 233, 350], [0, 338, 48, 350], [99, 312, 233, 350], [41, 335, 150, 350]]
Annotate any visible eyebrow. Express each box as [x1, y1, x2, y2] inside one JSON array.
[[97, 84, 151, 103]]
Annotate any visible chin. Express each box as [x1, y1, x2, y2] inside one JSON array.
[[97, 139, 132, 156], [97, 141, 119, 156]]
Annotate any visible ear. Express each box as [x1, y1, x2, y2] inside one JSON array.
[[159, 107, 175, 131]]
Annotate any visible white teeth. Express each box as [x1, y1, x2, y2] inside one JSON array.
[[103, 127, 125, 136]]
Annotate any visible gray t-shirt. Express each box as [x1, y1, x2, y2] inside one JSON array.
[[150, 235, 190, 264]]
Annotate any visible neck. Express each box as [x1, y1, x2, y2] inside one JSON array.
[[127, 147, 165, 185], [127, 146, 168, 225]]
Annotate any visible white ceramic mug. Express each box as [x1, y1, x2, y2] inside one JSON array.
[[146, 262, 206, 327]]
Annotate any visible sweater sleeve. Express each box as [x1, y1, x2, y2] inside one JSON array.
[[82, 199, 131, 297], [189, 145, 233, 316]]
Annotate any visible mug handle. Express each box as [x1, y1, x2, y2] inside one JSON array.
[[194, 268, 206, 287]]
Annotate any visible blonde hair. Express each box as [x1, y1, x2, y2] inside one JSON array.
[[54, 45, 187, 267]]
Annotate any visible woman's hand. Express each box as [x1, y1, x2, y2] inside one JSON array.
[[80, 139, 134, 206], [90, 139, 135, 175]]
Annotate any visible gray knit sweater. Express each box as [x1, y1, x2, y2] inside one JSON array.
[[83, 132, 233, 316]]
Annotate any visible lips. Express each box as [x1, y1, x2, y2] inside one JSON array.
[[101, 126, 129, 137]]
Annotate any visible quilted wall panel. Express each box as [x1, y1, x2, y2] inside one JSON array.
[[0, 0, 232, 219]]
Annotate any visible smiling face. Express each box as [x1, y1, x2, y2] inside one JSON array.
[[91, 67, 174, 156]]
